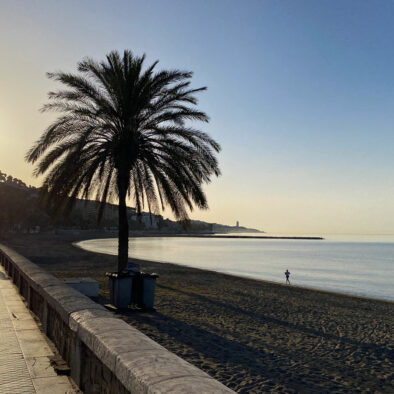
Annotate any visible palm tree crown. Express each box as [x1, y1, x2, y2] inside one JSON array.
[[26, 50, 221, 271]]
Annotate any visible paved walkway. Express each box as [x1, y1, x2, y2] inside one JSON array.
[[0, 266, 77, 394]]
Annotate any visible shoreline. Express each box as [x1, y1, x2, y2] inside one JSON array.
[[130, 255, 393, 304], [3, 232, 393, 393], [75, 237, 392, 303], [75, 240, 393, 303]]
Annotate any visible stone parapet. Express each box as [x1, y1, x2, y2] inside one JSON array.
[[0, 244, 234, 393]]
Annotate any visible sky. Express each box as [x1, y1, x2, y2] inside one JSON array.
[[1, 0, 394, 234]]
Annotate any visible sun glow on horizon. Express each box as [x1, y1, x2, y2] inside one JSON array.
[[2, 1, 394, 234]]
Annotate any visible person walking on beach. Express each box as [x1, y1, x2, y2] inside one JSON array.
[[285, 269, 291, 284]]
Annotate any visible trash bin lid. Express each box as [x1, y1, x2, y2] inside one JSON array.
[[141, 272, 159, 278], [105, 271, 136, 278]]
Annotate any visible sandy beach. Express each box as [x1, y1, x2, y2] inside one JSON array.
[[3, 232, 394, 393]]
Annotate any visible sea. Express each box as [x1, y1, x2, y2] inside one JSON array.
[[77, 233, 394, 301]]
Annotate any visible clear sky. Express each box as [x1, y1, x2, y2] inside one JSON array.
[[1, 0, 394, 234]]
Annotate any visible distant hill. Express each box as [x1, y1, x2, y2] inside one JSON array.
[[0, 171, 262, 235], [187, 219, 262, 234]]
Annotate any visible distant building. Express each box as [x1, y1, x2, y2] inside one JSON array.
[[236, 221, 239, 228], [130, 212, 159, 229], [74, 200, 135, 222]]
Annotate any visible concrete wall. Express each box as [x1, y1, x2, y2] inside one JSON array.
[[0, 244, 234, 394]]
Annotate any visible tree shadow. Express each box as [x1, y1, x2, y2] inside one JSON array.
[[119, 308, 305, 392], [111, 285, 393, 393], [157, 284, 393, 358]]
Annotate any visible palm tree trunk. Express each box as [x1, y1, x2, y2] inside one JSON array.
[[117, 188, 129, 272]]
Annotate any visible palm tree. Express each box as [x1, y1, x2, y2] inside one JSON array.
[[26, 50, 220, 272]]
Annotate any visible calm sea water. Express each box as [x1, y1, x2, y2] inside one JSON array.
[[77, 234, 394, 301]]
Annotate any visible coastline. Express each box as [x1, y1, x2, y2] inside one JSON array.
[[74, 239, 392, 303], [3, 232, 393, 393], [76, 235, 394, 302]]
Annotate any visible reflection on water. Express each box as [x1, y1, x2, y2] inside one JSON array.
[[77, 235, 394, 301]]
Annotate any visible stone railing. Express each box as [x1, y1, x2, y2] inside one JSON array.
[[0, 244, 234, 393]]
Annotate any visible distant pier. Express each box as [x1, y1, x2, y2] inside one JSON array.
[[184, 235, 324, 240], [130, 233, 324, 240]]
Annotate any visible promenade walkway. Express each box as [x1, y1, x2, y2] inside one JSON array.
[[0, 265, 77, 394]]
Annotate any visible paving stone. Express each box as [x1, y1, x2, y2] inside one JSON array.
[[0, 379, 36, 394], [16, 329, 54, 358], [25, 357, 58, 378], [7, 303, 30, 313], [0, 264, 76, 393], [13, 316, 39, 331], [10, 311, 36, 321], [4, 299, 26, 307], [0, 288, 17, 294], [0, 284, 14, 291], [0, 352, 31, 385], [2, 295, 24, 301], [32, 376, 75, 394], [0, 326, 21, 354]]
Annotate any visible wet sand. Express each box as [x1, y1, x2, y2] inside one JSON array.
[[4, 233, 394, 393]]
